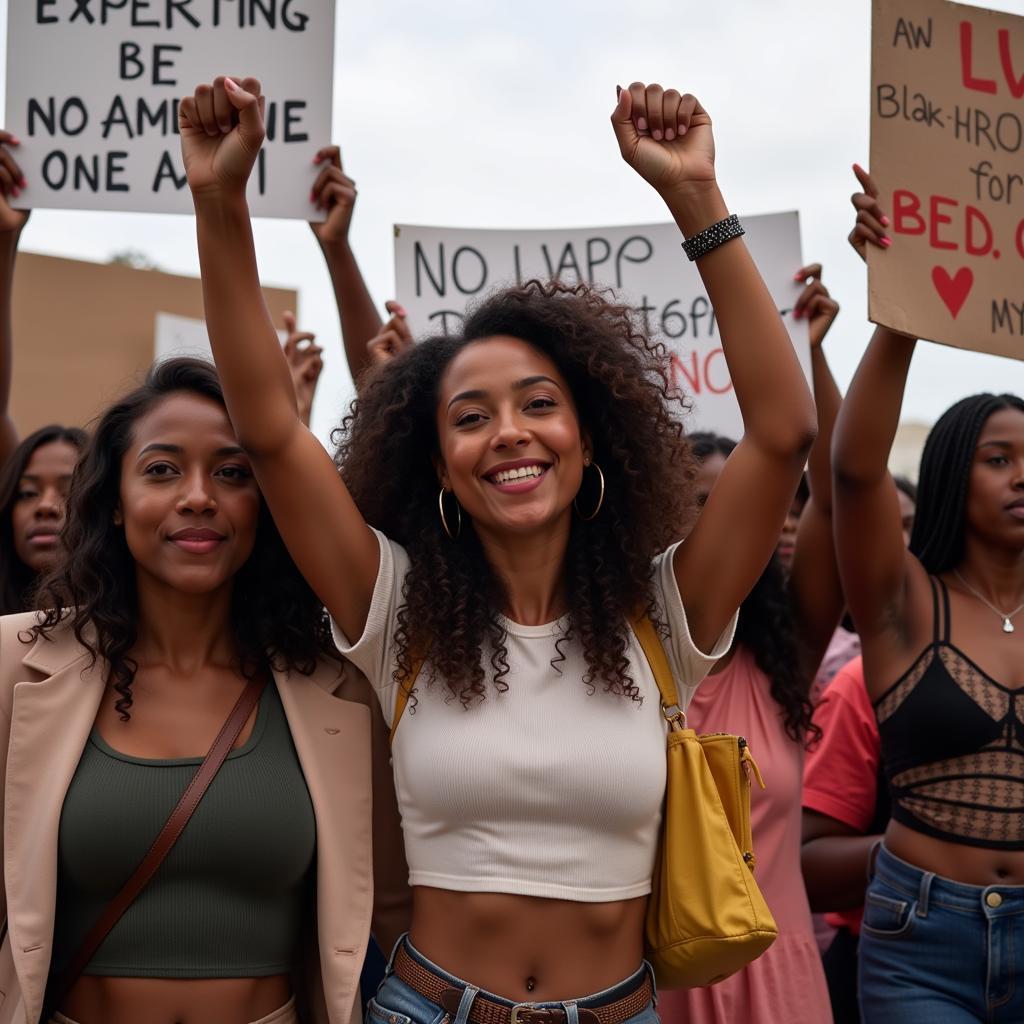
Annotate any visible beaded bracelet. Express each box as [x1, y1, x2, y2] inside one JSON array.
[[681, 214, 745, 261]]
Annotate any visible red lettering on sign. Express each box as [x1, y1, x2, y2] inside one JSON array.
[[1000, 29, 1024, 99], [965, 206, 994, 256], [961, 21, 998, 95], [929, 196, 958, 250], [893, 189, 926, 235]]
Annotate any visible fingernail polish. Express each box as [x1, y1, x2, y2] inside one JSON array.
[[19, 178, 26, 187], [665, 128, 676, 141], [397, 305, 407, 317], [637, 117, 648, 131], [678, 124, 687, 136], [880, 215, 890, 227], [881, 237, 892, 247], [652, 129, 663, 141]]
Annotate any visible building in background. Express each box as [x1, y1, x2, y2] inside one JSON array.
[[11, 252, 296, 435]]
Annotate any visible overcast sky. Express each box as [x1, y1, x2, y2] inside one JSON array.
[[2, 0, 1022, 445]]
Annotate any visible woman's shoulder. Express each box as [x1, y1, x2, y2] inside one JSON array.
[[0, 611, 87, 715]]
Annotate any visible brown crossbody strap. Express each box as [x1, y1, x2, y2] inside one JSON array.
[[48, 675, 267, 1013]]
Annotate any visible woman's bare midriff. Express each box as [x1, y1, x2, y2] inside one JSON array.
[[409, 887, 647, 1001], [885, 820, 1024, 886], [59, 974, 292, 1024]]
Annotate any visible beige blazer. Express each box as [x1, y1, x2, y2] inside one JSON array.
[[0, 611, 411, 1024]]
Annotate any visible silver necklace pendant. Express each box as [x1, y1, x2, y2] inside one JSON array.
[[1004, 618, 1015, 634]]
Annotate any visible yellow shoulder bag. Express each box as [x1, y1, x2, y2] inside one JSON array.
[[632, 615, 777, 988]]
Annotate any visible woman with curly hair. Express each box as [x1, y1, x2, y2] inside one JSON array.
[[834, 166, 1024, 1021], [0, 424, 86, 614], [0, 357, 408, 1024], [180, 76, 816, 1022]]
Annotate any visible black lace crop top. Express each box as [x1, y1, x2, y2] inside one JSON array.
[[874, 577, 1024, 850]]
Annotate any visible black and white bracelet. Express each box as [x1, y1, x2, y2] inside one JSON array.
[[681, 214, 745, 261]]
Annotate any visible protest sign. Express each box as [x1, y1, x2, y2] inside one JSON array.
[[155, 310, 288, 361], [869, 0, 1024, 358], [394, 214, 811, 439], [5, 0, 335, 219]]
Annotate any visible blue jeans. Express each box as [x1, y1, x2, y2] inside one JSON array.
[[369, 936, 660, 1024], [859, 844, 1024, 1023]]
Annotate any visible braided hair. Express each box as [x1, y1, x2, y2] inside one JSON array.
[[910, 393, 1024, 573], [688, 432, 817, 743]]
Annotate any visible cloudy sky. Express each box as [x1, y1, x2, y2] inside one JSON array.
[[2, 0, 1022, 445]]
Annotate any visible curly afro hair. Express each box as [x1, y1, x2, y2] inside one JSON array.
[[32, 357, 339, 720], [336, 280, 698, 709]]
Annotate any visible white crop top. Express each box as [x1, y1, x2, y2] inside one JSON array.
[[331, 529, 736, 903]]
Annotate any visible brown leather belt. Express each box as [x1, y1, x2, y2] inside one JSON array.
[[392, 944, 653, 1024]]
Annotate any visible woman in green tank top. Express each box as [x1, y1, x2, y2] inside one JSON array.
[[0, 358, 408, 1024]]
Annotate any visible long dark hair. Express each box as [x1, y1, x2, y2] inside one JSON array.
[[688, 431, 816, 743], [33, 358, 338, 719], [0, 424, 87, 615], [336, 280, 696, 708], [911, 393, 1024, 573]]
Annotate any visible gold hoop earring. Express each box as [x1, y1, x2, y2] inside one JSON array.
[[574, 461, 605, 521], [438, 487, 462, 540]]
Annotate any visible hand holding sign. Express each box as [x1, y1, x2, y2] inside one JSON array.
[[610, 84, 716, 201], [848, 164, 891, 263], [0, 132, 29, 236], [310, 146, 358, 247], [179, 77, 266, 201]]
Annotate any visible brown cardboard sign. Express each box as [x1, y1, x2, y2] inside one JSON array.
[[869, 0, 1024, 359]]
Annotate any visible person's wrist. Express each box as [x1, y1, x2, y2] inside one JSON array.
[[661, 180, 728, 239], [315, 231, 353, 257], [192, 186, 250, 217]]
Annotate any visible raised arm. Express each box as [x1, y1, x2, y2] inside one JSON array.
[[832, 165, 926, 642], [611, 84, 817, 653], [0, 131, 30, 469], [788, 265, 845, 681], [309, 146, 384, 386], [180, 77, 378, 640]]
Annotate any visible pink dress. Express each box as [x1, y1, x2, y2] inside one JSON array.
[[658, 647, 833, 1024]]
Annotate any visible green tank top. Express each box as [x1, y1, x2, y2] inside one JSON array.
[[51, 682, 317, 979]]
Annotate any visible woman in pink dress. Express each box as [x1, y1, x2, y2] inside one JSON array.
[[660, 270, 841, 1024]]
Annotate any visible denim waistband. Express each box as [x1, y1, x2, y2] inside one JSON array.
[[874, 842, 1024, 916], [392, 935, 655, 1008]]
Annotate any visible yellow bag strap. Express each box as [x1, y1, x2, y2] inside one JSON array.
[[390, 659, 422, 747], [630, 614, 687, 728], [391, 615, 678, 745]]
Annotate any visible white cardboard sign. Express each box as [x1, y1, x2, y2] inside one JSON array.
[[5, 0, 336, 219], [155, 311, 287, 361], [394, 213, 811, 440]]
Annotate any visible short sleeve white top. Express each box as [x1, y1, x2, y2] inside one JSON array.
[[332, 529, 736, 903]]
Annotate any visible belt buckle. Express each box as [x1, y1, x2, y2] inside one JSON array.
[[510, 1006, 557, 1024]]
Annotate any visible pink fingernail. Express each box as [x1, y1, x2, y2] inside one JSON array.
[[637, 117, 648, 131], [678, 124, 687, 136], [10, 137, 20, 146], [665, 128, 676, 141], [793, 273, 803, 281], [881, 237, 892, 247], [19, 177, 26, 187], [396, 304, 407, 317], [652, 129, 663, 141], [880, 215, 890, 226]]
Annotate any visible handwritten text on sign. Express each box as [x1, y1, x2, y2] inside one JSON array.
[[4, 1, 335, 219], [869, 0, 1024, 358], [394, 214, 811, 440]]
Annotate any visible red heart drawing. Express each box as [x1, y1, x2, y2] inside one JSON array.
[[931, 266, 973, 319]]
